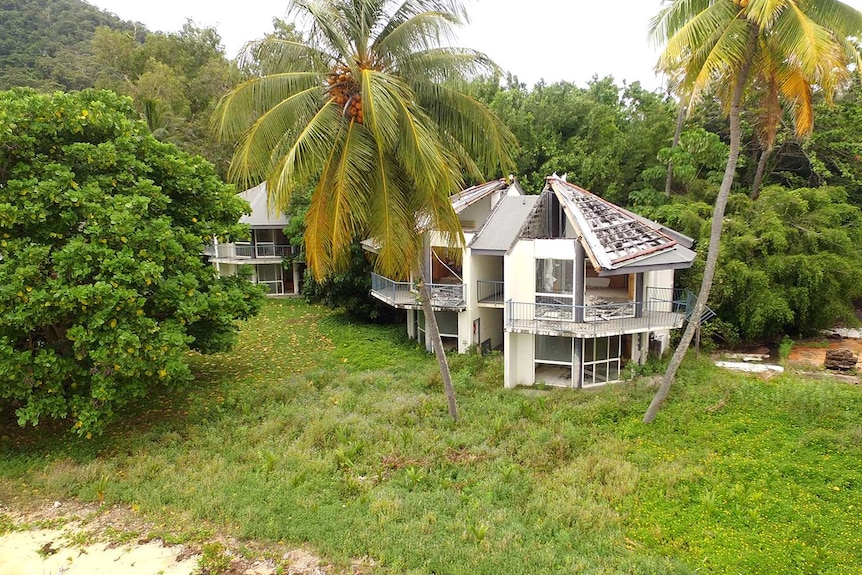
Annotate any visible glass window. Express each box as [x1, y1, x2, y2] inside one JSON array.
[[256, 264, 281, 282], [536, 259, 574, 295], [536, 336, 573, 363]]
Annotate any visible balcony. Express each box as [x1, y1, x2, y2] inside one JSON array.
[[370, 273, 466, 310], [208, 243, 299, 261], [477, 280, 504, 307], [505, 288, 692, 338]]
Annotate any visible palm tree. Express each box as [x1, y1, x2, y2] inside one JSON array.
[[213, 0, 515, 420], [644, 0, 862, 423]]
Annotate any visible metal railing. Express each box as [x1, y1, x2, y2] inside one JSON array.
[[477, 280, 505, 304], [506, 288, 692, 337], [207, 243, 298, 259], [370, 273, 465, 308], [257, 280, 285, 295]]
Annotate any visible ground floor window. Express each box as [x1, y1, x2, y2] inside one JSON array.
[[534, 335, 574, 387], [417, 311, 459, 351], [255, 264, 284, 294], [582, 335, 622, 387]]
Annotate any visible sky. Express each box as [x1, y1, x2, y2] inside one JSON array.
[[86, 0, 669, 90]]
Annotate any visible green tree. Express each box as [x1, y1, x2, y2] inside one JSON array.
[[214, 0, 515, 420], [0, 89, 265, 436], [644, 0, 862, 423]]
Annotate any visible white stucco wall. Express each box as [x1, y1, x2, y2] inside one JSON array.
[[504, 331, 535, 388]]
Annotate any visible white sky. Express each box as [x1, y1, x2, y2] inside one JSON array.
[[85, 0, 862, 92]]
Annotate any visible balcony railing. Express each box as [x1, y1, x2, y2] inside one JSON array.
[[477, 280, 504, 304], [506, 288, 692, 337], [208, 243, 299, 260], [370, 273, 465, 309]]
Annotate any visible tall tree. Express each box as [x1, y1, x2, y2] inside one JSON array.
[[213, 0, 515, 420], [644, 0, 862, 423]]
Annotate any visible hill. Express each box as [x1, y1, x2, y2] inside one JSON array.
[[0, 0, 142, 91]]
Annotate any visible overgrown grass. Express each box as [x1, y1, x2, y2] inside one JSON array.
[[1, 299, 861, 574]]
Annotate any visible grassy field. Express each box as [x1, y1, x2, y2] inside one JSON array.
[[1, 299, 861, 574]]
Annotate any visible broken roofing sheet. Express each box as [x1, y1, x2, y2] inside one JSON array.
[[547, 177, 695, 273]]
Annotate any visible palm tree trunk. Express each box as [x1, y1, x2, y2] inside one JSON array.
[[750, 144, 770, 200], [415, 266, 459, 421], [644, 29, 756, 424], [665, 101, 687, 197]]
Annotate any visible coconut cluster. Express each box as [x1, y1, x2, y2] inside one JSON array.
[[327, 64, 364, 124]]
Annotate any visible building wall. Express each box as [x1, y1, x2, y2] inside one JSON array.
[[504, 331, 534, 389]]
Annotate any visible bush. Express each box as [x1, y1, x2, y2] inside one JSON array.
[[0, 89, 265, 435]]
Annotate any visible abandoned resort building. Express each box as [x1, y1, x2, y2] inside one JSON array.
[[205, 182, 304, 296], [366, 175, 698, 389], [210, 175, 699, 390]]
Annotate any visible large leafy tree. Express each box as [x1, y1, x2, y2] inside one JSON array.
[[644, 0, 862, 423], [214, 0, 515, 420], [0, 89, 265, 435]]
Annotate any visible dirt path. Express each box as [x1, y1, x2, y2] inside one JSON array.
[[0, 500, 332, 575]]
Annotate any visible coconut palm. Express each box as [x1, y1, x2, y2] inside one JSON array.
[[644, 0, 862, 423], [213, 0, 515, 420]]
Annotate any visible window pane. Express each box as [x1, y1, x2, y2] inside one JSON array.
[[608, 360, 620, 382], [536, 259, 573, 295], [536, 336, 572, 363], [595, 337, 609, 360], [594, 362, 608, 384], [583, 337, 594, 362]]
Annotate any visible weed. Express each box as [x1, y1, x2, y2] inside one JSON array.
[[197, 541, 232, 575], [778, 336, 794, 363]]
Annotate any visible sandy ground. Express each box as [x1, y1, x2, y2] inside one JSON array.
[[0, 501, 335, 575], [0, 528, 198, 575]]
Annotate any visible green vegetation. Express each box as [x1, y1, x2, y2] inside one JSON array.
[[1, 300, 860, 574], [0, 89, 264, 436], [0, 0, 138, 91]]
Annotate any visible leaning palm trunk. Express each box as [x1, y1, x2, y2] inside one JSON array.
[[415, 266, 459, 420], [644, 43, 754, 424]]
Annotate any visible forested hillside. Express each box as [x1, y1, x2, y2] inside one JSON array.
[[0, 0, 140, 90]]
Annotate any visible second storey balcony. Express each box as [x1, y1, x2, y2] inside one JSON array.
[[505, 288, 693, 338], [207, 242, 300, 262], [371, 273, 466, 311]]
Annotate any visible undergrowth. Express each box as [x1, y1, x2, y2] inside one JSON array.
[[1, 299, 860, 574]]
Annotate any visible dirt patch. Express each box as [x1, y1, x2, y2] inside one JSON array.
[[787, 338, 862, 371], [0, 500, 341, 575]]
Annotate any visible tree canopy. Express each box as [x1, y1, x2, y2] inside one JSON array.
[[0, 89, 265, 436]]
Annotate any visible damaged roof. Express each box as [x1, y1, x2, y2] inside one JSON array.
[[546, 177, 695, 274], [450, 179, 520, 214]]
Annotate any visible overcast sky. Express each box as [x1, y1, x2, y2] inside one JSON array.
[[86, 0, 862, 92]]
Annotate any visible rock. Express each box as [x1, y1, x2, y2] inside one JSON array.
[[824, 348, 858, 371]]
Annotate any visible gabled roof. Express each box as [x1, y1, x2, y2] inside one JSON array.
[[450, 178, 521, 214], [546, 177, 695, 274], [237, 182, 289, 229], [469, 195, 540, 255]]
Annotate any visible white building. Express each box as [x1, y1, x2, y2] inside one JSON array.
[[369, 176, 697, 389], [206, 183, 304, 296]]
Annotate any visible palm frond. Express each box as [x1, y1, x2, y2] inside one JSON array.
[[212, 72, 324, 141], [224, 86, 325, 187]]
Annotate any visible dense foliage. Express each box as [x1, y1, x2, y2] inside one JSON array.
[[0, 89, 265, 435], [91, 21, 238, 176], [0, 0, 139, 91]]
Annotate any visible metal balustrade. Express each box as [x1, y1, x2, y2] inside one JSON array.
[[370, 273, 465, 309], [207, 243, 299, 259], [505, 288, 692, 338], [477, 280, 505, 304]]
